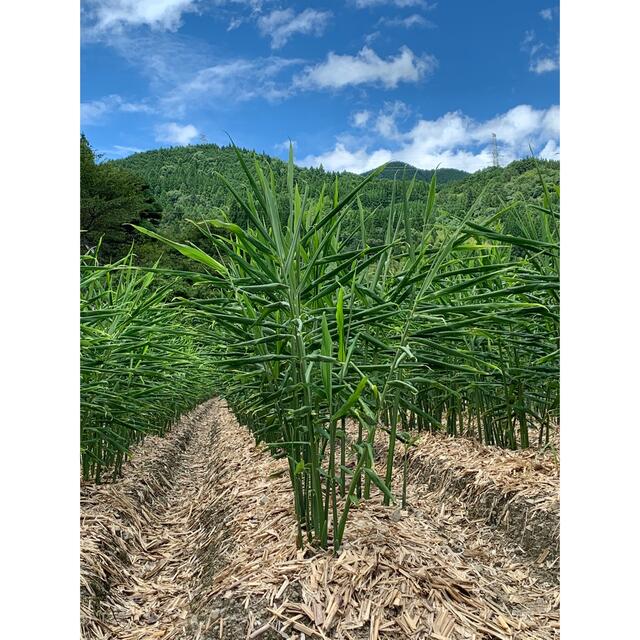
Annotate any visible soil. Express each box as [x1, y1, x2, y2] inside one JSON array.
[[81, 399, 559, 640]]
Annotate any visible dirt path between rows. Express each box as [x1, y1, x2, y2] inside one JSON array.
[[81, 400, 219, 639], [81, 399, 559, 640]]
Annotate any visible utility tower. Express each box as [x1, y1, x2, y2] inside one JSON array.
[[491, 133, 500, 168]]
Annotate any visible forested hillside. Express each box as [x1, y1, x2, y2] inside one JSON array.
[[82, 137, 559, 265], [363, 160, 468, 184], [111, 143, 437, 240]]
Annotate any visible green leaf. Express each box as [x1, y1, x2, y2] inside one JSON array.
[[331, 376, 368, 421], [131, 225, 228, 276], [364, 468, 395, 503]]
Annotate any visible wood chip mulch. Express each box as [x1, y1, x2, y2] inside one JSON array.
[[81, 398, 559, 640]]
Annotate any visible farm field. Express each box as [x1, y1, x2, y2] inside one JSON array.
[[81, 398, 559, 640], [80, 143, 559, 639]]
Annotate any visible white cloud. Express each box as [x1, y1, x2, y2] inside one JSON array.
[[352, 110, 371, 127], [274, 139, 297, 152], [295, 46, 437, 90], [378, 14, 430, 29], [95, 29, 213, 90], [475, 104, 559, 147], [92, 36, 301, 118], [530, 57, 559, 74], [81, 98, 114, 125], [376, 101, 410, 136], [257, 8, 332, 49], [303, 144, 393, 173], [540, 8, 554, 21], [538, 139, 560, 159], [86, 0, 198, 33], [162, 57, 302, 114], [119, 102, 155, 114], [542, 104, 560, 134], [301, 104, 560, 173], [363, 31, 380, 45], [522, 30, 559, 74], [227, 17, 244, 30], [155, 122, 199, 145], [81, 94, 155, 124], [521, 30, 536, 47], [355, 0, 430, 7]]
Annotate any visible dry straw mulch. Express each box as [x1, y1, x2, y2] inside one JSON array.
[[80, 400, 217, 638], [402, 428, 559, 571], [81, 399, 559, 640], [343, 418, 560, 576]]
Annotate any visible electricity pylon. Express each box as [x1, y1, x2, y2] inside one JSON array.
[[491, 133, 500, 168]]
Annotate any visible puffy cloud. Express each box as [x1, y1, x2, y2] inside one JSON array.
[[302, 144, 393, 173], [274, 139, 297, 152], [373, 100, 410, 139], [301, 104, 560, 173], [86, 0, 198, 33], [475, 104, 559, 147], [530, 57, 559, 74], [155, 122, 199, 145], [295, 46, 437, 90], [540, 8, 554, 21], [257, 8, 332, 49], [352, 110, 372, 127], [542, 104, 560, 134], [538, 139, 560, 160]]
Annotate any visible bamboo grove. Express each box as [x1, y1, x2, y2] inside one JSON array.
[[81, 144, 558, 550]]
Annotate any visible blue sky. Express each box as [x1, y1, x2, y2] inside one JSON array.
[[81, 1, 559, 172]]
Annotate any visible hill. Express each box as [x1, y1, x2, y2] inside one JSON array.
[[94, 141, 558, 264], [110, 143, 444, 247], [362, 160, 468, 185], [111, 145, 470, 226], [436, 157, 560, 211]]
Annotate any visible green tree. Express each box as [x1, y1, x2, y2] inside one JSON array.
[[80, 134, 162, 260]]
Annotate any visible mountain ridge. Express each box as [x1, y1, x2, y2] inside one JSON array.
[[362, 160, 469, 184], [110, 142, 558, 234], [83, 135, 559, 268], [111, 144, 469, 185]]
